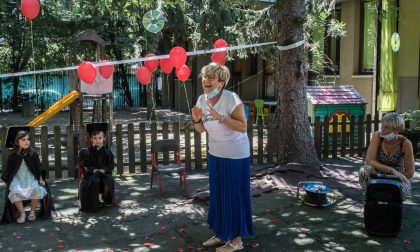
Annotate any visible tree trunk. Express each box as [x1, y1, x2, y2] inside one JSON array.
[[272, 0, 320, 169]]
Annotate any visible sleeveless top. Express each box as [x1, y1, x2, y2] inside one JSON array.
[[195, 90, 250, 159], [377, 136, 406, 173]]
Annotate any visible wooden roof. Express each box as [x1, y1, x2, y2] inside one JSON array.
[[306, 85, 367, 105]]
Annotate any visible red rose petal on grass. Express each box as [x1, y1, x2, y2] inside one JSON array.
[[56, 244, 65, 249], [107, 249, 113, 252], [271, 218, 278, 224], [123, 247, 130, 251], [144, 243, 156, 247], [170, 236, 177, 240], [76, 249, 81, 252], [144, 236, 152, 241], [403, 240, 410, 245], [196, 247, 204, 251], [178, 248, 184, 252], [48, 232, 55, 237], [265, 208, 272, 212], [188, 244, 194, 250], [15, 235, 21, 239], [301, 228, 310, 234]]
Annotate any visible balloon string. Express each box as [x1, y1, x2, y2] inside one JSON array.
[[30, 21, 39, 116], [182, 82, 191, 117]]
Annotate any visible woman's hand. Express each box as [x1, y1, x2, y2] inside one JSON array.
[[191, 106, 203, 122], [205, 101, 223, 121], [39, 179, 45, 186], [391, 169, 410, 183]]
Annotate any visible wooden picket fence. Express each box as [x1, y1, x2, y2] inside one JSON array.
[[0, 114, 380, 179]]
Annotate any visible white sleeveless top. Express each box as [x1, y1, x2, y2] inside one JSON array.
[[196, 90, 250, 159]]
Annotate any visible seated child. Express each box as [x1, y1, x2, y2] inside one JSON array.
[[1, 126, 55, 224], [78, 123, 115, 212]]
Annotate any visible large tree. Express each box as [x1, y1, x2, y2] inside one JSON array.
[[273, 0, 320, 168]]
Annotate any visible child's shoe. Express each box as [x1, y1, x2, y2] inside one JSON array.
[[16, 213, 26, 224], [99, 194, 104, 203], [28, 211, 36, 221]]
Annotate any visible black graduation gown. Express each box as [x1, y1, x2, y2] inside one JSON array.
[[78, 146, 115, 212], [0, 152, 56, 224]]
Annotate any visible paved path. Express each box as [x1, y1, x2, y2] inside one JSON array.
[[0, 158, 419, 251]]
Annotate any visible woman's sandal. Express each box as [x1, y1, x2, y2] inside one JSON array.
[[16, 213, 26, 224], [203, 236, 223, 247], [216, 241, 244, 252], [28, 211, 36, 221]]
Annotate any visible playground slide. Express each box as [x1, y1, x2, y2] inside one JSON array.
[[27, 90, 80, 128]]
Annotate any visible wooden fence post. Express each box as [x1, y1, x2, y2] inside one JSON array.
[[116, 124, 123, 175], [350, 115, 355, 157], [41, 126, 49, 178], [54, 126, 62, 178], [194, 129, 202, 169], [66, 125, 75, 178], [314, 116, 322, 157], [173, 122, 180, 162], [184, 123, 192, 171], [357, 115, 364, 157], [162, 122, 169, 164], [366, 114, 372, 149], [139, 123, 147, 173], [332, 116, 338, 158], [323, 116, 329, 158], [127, 123, 135, 173], [340, 116, 347, 157], [258, 121, 264, 164], [247, 120, 254, 164]]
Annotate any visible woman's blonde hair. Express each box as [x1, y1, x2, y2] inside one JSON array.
[[200, 62, 230, 87], [381, 112, 405, 132]]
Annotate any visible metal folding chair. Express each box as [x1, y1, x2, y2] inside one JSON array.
[[151, 139, 187, 196]]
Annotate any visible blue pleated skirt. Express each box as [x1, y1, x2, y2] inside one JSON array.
[[207, 154, 254, 241]]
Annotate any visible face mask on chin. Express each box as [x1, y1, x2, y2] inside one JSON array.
[[380, 132, 396, 141], [206, 88, 220, 99]]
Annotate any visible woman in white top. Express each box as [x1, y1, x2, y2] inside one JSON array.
[[192, 62, 253, 252]]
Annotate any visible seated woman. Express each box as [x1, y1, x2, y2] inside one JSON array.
[[78, 123, 115, 212], [1, 126, 55, 224], [359, 113, 415, 199]]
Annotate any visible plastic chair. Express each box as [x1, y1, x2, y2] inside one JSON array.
[[151, 139, 187, 196], [254, 99, 270, 124]]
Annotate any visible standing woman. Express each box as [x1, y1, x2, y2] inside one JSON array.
[[359, 112, 415, 199], [192, 62, 253, 252], [1, 126, 55, 224]]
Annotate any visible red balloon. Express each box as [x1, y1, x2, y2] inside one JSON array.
[[98, 60, 115, 79], [176, 64, 190, 82], [159, 58, 173, 75], [211, 52, 226, 66], [78, 62, 96, 84], [214, 39, 228, 55], [21, 0, 40, 21], [144, 53, 158, 72], [169, 47, 187, 69], [136, 67, 152, 85]]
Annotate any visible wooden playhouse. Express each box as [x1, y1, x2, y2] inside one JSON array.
[[306, 85, 367, 133]]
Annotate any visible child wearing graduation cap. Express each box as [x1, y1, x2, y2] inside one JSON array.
[[1, 126, 56, 224], [78, 123, 115, 212]]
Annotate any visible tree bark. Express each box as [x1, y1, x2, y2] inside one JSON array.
[[272, 0, 320, 169]]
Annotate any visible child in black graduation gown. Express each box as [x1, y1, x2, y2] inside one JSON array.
[[78, 123, 115, 212], [1, 127, 55, 224]]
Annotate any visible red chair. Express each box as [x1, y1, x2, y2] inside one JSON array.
[[151, 139, 187, 196]]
